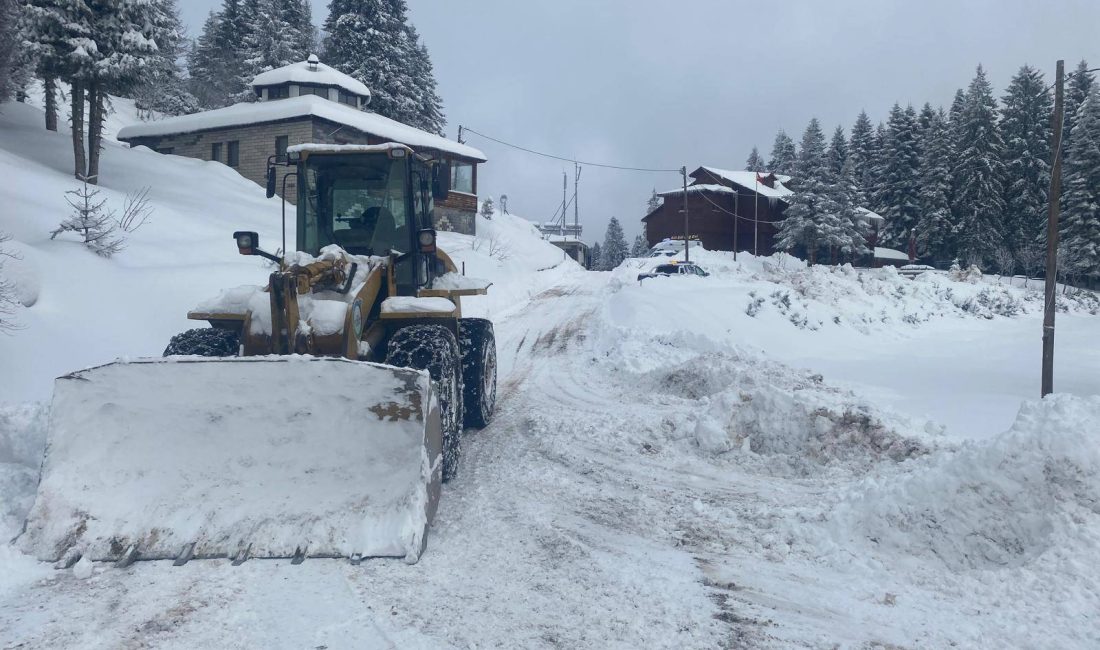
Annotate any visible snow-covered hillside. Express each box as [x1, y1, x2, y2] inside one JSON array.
[[2, 96, 1099, 649]]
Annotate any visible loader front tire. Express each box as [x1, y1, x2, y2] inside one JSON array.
[[385, 325, 464, 482], [459, 318, 497, 429], [163, 327, 240, 357]]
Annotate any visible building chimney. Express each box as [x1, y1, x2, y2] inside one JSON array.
[[307, 54, 319, 71]]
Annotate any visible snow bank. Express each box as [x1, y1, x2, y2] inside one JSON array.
[[825, 394, 1100, 571], [0, 404, 47, 543]]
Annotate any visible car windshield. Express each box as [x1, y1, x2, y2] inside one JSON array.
[[300, 153, 409, 256], [654, 264, 678, 274]]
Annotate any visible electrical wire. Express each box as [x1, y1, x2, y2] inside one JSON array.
[[460, 126, 682, 173]]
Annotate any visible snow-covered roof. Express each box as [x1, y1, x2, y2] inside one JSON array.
[[251, 58, 371, 99], [287, 143, 411, 155], [699, 167, 794, 199], [117, 95, 486, 162], [656, 184, 736, 197], [874, 247, 910, 260], [856, 207, 885, 223]]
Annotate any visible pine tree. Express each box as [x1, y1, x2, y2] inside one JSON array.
[[876, 104, 922, 247], [826, 126, 848, 177], [589, 242, 602, 271], [1000, 64, 1052, 250], [1060, 85, 1100, 279], [826, 128, 868, 260], [188, 1, 253, 108], [52, 179, 123, 257], [745, 146, 766, 172], [600, 217, 629, 270], [631, 234, 649, 257], [777, 119, 832, 263], [848, 110, 875, 207], [768, 130, 797, 176], [1063, 60, 1094, 155], [646, 189, 661, 214], [916, 107, 955, 261], [134, 0, 199, 116], [323, 0, 446, 131], [0, 0, 21, 103], [480, 196, 494, 219], [954, 65, 1008, 264], [237, 0, 318, 103]]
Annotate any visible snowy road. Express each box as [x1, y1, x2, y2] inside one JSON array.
[[2, 264, 1099, 649]]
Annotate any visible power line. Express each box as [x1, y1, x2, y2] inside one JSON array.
[[460, 126, 682, 173]]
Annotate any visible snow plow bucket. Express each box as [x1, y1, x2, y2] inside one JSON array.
[[18, 356, 442, 565]]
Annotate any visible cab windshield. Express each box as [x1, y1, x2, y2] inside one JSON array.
[[299, 153, 409, 257]]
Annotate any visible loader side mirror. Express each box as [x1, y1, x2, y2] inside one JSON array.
[[234, 231, 259, 255], [265, 166, 277, 198], [432, 163, 450, 201]]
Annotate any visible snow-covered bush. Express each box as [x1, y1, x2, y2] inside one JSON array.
[[0, 232, 18, 331], [50, 181, 152, 258]]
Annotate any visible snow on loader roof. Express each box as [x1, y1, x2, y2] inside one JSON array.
[[17, 356, 442, 565]]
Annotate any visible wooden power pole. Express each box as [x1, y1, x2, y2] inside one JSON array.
[[1041, 59, 1065, 398], [681, 166, 690, 262]]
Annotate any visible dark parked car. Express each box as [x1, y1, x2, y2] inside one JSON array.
[[637, 261, 709, 281]]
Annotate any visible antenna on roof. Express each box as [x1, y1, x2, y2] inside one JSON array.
[[307, 54, 319, 71]]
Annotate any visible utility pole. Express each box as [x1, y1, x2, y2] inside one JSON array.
[[457, 125, 464, 144], [561, 171, 567, 236], [574, 162, 582, 239], [753, 174, 760, 256], [681, 166, 690, 262], [733, 190, 739, 262], [1042, 59, 1065, 398]]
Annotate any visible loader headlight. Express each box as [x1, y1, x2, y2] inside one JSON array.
[[417, 228, 437, 253]]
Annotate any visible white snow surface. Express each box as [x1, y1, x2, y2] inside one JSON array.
[[700, 166, 795, 198], [250, 59, 371, 98], [430, 271, 490, 291], [116, 95, 487, 161], [381, 296, 456, 314], [3, 99, 1100, 648]]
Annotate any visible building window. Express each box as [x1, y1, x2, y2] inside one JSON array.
[[211, 142, 222, 162], [338, 91, 358, 107], [298, 85, 328, 99], [227, 140, 239, 168], [275, 135, 288, 163], [451, 161, 474, 194], [268, 85, 289, 100]]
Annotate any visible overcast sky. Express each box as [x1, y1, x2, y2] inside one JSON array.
[[179, 1, 1100, 240]]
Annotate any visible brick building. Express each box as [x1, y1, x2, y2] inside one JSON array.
[[643, 167, 793, 255], [116, 56, 486, 235]]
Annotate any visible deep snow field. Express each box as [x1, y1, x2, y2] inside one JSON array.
[[2, 96, 1100, 649]]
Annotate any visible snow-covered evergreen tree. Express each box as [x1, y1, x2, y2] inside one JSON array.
[[133, 0, 199, 116], [236, 0, 319, 103], [826, 125, 847, 177], [1060, 85, 1100, 279], [777, 119, 832, 263], [847, 110, 875, 207], [916, 107, 956, 261], [953, 65, 1007, 263], [323, 0, 446, 132], [1000, 64, 1052, 250], [52, 179, 123, 257], [631, 234, 649, 257], [875, 104, 922, 247], [745, 146, 766, 172], [589, 242, 602, 271], [480, 196, 494, 219], [600, 217, 629, 270], [646, 189, 662, 215], [0, 0, 22, 103], [768, 130, 797, 176], [1063, 60, 1094, 156]]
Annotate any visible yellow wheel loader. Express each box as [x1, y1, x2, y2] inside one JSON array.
[[18, 143, 497, 567]]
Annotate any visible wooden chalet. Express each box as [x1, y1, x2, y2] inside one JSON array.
[[642, 167, 793, 255]]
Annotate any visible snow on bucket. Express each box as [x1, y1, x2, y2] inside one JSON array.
[[18, 356, 442, 565]]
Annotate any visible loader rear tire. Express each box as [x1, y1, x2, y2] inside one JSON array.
[[459, 318, 497, 429], [385, 325, 464, 482], [163, 327, 240, 357]]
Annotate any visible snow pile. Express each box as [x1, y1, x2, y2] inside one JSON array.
[[824, 394, 1100, 571], [634, 351, 929, 468], [0, 404, 47, 543]]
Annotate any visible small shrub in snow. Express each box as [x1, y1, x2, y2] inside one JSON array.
[[471, 232, 511, 261], [480, 197, 494, 219], [0, 232, 19, 332], [745, 293, 765, 317], [52, 179, 123, 257]]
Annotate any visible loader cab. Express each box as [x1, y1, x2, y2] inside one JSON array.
[[295, 145, 445, 295]]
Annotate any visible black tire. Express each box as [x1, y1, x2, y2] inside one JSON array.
[[163, 327, 240, 357], [459, 318, 497, 429], [385, 325, 464, 482]]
